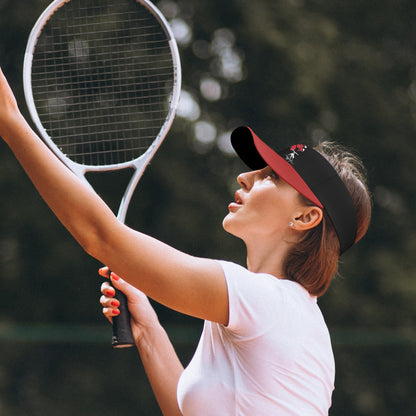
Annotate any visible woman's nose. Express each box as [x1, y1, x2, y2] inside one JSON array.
[[237, 170, 255, 191]]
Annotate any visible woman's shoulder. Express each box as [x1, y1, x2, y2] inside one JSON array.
[[217, 260, 312, 299], [215, 260, 319, 340]]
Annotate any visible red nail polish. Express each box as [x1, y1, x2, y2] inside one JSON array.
[[110, 272, 120, 281], [111, 300, 120, 307], [113, 309, 120, 316], [105, 289, 115, 297]]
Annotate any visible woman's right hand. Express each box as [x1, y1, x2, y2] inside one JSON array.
[[99, 267, 160, 345]]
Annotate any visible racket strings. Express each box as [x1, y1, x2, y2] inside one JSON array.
[[30, 0, 175, 166]]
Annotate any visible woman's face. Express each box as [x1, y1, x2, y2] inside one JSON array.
[[223, 166, 304, 242]]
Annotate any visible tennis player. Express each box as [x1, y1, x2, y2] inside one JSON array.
[[0, 67, 371, 415]]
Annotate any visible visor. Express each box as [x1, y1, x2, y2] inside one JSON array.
[[231, 126, 357, 254]]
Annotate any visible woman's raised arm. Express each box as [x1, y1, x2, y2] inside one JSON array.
[[0, 67, 229, 325]]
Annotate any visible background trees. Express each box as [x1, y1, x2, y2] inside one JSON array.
[[0, 0, 415, 414]]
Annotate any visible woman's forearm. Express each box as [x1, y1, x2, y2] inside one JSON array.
[[2, 107, 118, 254], [136, 324, 184, 416], [0, 68, 116, 254]]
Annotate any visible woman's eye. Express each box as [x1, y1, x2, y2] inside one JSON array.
[[269, 171, 279, 180]]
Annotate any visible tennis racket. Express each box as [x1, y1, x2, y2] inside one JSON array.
[[23, 0, 181, 348]]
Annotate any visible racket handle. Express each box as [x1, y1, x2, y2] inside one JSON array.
[[112, 289, 135, 348]]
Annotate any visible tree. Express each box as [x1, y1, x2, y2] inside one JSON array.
[[0, 0, 415, 414]]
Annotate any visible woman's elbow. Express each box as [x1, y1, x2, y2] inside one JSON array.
[[74, 218, 121, 263]]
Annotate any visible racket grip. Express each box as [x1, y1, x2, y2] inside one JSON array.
[[112, 289, 135, 348]]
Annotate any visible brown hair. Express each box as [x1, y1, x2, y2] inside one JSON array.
[[283, 141, 372, 297]]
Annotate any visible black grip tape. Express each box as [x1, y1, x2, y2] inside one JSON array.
[[111, 289, 135, 348]]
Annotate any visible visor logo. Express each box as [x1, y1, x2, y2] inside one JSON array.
[[285, 144, 307, 164]]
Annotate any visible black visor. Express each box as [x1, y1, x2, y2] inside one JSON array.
[[231, 126, 357, 254]]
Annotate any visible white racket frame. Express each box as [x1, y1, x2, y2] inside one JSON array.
[[23, 0, 182, 223]]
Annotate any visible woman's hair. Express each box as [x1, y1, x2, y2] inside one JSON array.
[[283, 141, 372, 297]]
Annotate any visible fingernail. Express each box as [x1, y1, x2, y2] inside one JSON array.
[[112, 309, 120, 316], [110, 272, 120, 281], [105, 289, 115, 297], [111, 300, 120, 307], [98, 267, 108, 277]]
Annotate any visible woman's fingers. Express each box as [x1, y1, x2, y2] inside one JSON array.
[[98, 266, 110, 278], [100, 282, 121, 323], [102, 306, 120, 316], [100, 281, 116, 297], [100, 295, 120, 324], [98, 267, 145, 300], [98, 267, 158, 332], [100, 294, 120, 308]]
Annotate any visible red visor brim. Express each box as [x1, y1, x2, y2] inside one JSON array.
[[235, 127, 323, 208]]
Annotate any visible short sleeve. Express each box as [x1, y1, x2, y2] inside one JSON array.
[[218, 260, 287, 338]]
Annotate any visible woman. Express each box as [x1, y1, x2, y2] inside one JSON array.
[[0, 67, 371, 415]]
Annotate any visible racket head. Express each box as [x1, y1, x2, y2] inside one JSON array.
[[23, 0, 181, 174]]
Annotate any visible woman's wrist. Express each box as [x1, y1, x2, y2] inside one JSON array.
[[134, 320, 167, 356], [1, 112, 28, 145]]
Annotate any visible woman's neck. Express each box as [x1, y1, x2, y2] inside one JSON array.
[[245, 238, 291, 279]]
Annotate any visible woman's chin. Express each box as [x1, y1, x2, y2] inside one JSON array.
[[222, 214, 240, 238]]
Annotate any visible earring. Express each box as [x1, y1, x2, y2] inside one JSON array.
[[289, 221, 294, 227]]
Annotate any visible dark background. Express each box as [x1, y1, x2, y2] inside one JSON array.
[[1, 0, 415, 414]]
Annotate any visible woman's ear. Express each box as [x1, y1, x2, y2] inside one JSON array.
[[292, 206, 323, 231]]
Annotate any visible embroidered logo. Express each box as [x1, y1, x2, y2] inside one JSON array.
[[285, 144, 307, 164]]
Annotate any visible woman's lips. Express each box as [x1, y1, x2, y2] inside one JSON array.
[[235, 191, 243, 204], [228, 191, 243, 211]]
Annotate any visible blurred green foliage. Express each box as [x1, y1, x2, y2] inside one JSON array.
[[1, 0, 415, 414]]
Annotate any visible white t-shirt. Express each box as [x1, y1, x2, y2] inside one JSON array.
[[177, 260, 335, 416]]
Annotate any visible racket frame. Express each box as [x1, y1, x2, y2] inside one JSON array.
[[23, 0, 181, 223], [22, 0, 181, 344]]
